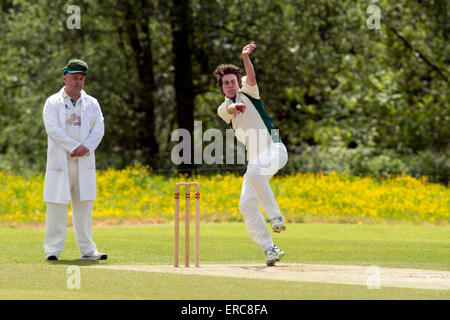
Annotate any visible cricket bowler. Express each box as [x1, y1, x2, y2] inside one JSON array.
[[214, 42, 288, 266]]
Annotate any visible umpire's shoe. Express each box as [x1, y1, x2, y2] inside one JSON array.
[[81, 251, 107, 260]]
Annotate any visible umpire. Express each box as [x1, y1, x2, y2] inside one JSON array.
[[42, 59, 107, 261]]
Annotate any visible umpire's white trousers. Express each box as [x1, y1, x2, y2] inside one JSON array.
[[44, 157, 98, 258], [239, 143, 288, 249]]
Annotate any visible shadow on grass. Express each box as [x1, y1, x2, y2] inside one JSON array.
[[46, 260, 107, 266]]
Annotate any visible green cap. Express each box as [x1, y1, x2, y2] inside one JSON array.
[[63, 59, 88, 75]]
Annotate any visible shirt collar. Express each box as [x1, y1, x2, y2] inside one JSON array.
[[61, 87, 86, 100], [224, 88, 242, 104]]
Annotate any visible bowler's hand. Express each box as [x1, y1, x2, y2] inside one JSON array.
[[242, 42, 257, 57], [227, 103, 246, 115], [71, 144, 90, 157]]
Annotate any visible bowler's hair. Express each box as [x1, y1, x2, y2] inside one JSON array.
[[213, 64, 242, 94]]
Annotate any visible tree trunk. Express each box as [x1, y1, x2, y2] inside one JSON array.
[[170, 0, 196, 171], [123, 1, 159, 165]]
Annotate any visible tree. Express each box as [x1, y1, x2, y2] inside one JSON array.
[[0, 0, 448, 182], [120, 0, 159, 165], [170, 0, 196, 170]]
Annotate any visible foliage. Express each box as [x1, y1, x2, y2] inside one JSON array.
[[0, 1, 448, 182], [1, 167, 448, 225], [285, 145, 449, 184]]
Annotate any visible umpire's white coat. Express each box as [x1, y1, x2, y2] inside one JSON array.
[[43, 87, 104, 204]]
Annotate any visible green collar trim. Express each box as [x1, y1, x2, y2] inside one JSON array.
[[241, 92, 281, 143]]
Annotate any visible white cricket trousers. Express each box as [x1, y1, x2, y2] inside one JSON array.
[[44, 157, 98, 258], [239, 143, 288, 249]]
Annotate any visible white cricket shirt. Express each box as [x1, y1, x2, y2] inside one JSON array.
[[217, 76, 281, 163]]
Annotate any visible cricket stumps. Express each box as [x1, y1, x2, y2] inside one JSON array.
[[174, 182, 200, 267]]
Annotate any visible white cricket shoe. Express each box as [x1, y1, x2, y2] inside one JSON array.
[[81, 251, 108, 260], [265, 245, 285, 266], [270, 217, 286, 233]]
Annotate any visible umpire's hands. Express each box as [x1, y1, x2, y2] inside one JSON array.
[[71, 144, 90, 157]]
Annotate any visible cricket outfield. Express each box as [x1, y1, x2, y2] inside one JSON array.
[[0, 223, 449, 299]]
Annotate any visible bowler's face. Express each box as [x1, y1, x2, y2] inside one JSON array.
[[63, 72, 85, 93], [222, 74, 240, 99]]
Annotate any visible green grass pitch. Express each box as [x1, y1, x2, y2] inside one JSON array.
[[0, 223, 448, 299]]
